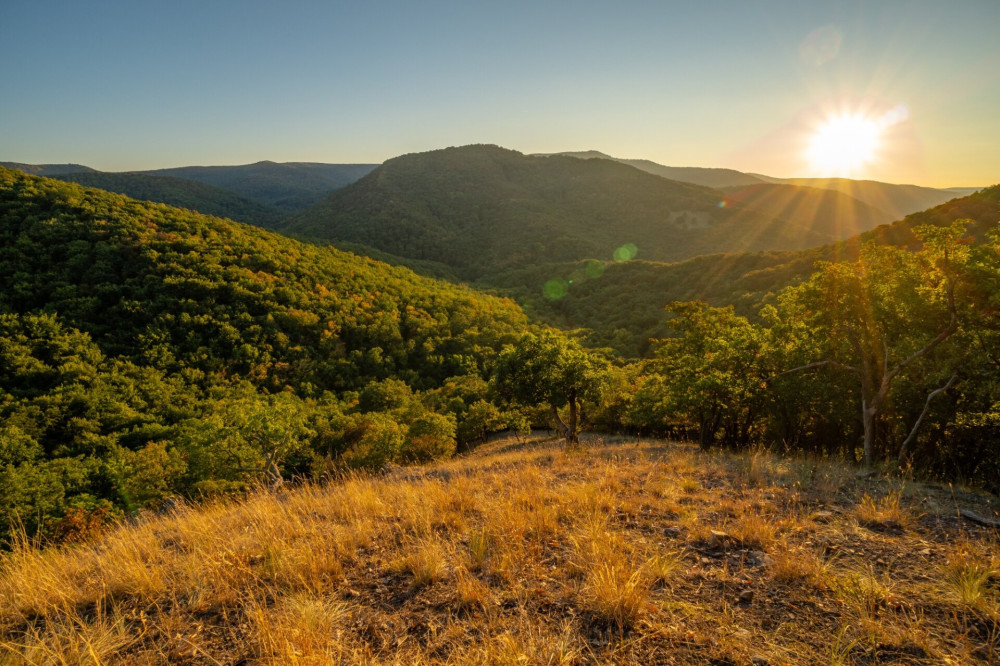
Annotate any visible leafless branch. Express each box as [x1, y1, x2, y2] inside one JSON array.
[[884, 273, 958, 385], [765, 359, 860, 384], [897, 374, 959, 465]]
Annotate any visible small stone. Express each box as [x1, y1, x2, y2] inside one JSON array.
[[708, 530, 733, 548], [738, 589, 754, 603], [664, 526, 682, 538], [752, 657, 771, 666]]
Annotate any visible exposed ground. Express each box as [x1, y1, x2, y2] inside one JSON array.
[[1, 435, 998, 664]]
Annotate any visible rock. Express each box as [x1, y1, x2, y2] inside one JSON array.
[[664, 526, 682, 538], [751, 657, 771, 666], [738, 589, 754, 603], [708, 530, 736, 549]]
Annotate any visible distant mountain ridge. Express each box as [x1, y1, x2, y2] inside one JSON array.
[[2, 160, 379, 217], [282, 144, 874, 280], [50, 171, 283, 228], [0, 161, 98, 176], [536, 151, 766, 189], [140, 161, 379, 212], [540, 151, 979, 220], [749, 174, 973, 221]]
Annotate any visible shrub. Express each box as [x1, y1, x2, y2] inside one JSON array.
[[340, 413, 406, 470], [400, 412, 457, 464]]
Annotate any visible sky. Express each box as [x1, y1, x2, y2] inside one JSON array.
[[1, 0, 998, 187]]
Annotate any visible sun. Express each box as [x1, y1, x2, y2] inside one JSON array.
[[807, 113, 882, 175]]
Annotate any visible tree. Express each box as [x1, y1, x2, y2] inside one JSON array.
[[400, 412, 457, 464], [773, 223, 969, 467], [652, 302, 773, 448], [492, 332, 609, 444]]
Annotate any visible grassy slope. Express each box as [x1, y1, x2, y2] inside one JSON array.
[[2, 435, 996, 664]]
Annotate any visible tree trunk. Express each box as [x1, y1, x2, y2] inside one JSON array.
[[861, 399, 877, 468], [567, 390, 579, 445], [550, 404, 570, 440]]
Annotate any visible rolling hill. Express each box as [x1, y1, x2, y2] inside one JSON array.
[[0, 165, 534, 536], [719, 181, 894, 234], [281, 145, 858, 281], [51, 170, 284, 227], [515, 184, 1000, 355], [0, 161, 98, 176], [753, 174, 972, 221], [0, 165, 527, 391], [538, 150, 767, 188], [141, 161, 379, 212], [541, 151, 976, 220]]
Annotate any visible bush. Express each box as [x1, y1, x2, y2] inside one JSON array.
[[341, 413, 406, 470], [400, 412, 457, 464]]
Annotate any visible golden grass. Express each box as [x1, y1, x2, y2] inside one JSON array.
[[855, 488, 912, 527], [1, 435, 997, 664]]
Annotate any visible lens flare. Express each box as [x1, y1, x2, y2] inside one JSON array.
[[584, 259, 605, 278], [613, 243, 638, 262], [799, 26, 842, 66], [543, 278, 568, 300]]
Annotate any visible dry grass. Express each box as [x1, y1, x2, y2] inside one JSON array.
[[1, 434, 998, 664], [855, 488, 912, 527]]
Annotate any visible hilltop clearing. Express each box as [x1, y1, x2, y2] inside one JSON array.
[[1, 435, 996, 664]]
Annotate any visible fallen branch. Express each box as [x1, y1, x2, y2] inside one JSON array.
[[960, 509, 1000, 528]]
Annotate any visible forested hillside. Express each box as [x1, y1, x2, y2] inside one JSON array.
[[756, 175, 970, 221], [141, 161, 378, 212], [537, 150, 768, 187], [0, 167, 531, 542], [52, 171, 283, 228], [0, 162, 97, 176], [282, 145, 851, 279], [506, 185, 1000, 356], [539, 151, 971, 218]]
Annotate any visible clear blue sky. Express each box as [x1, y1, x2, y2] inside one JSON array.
[[2, 0, 997, 186]]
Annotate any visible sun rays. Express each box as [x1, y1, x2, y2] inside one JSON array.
[[804, 104, 910, 178]]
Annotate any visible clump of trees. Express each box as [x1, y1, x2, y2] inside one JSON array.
[[627, 221, 1000, 489]]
